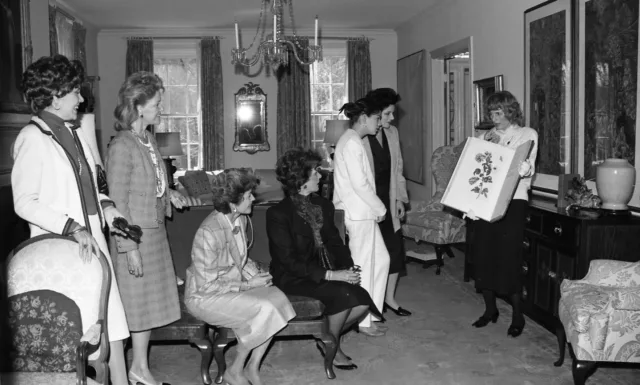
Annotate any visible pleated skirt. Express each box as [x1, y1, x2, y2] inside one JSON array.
[[112, 201, 180, 331]]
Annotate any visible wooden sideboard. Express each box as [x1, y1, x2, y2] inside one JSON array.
[[464, 197, 640, 332]]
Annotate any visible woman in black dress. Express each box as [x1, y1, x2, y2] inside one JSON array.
[[364, 88, 411, 317], [467, 91, 538, 337], [267, 148, 382, 370]]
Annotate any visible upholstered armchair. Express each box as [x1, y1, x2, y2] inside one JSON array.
[[402, 141, 466, 274], [3, 234, 110, 385], [555, 259, 640, 385]]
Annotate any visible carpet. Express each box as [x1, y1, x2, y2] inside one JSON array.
[[139, 246, 640, 385]]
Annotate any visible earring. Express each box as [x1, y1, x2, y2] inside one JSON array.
[[232, 205, 237, 213]]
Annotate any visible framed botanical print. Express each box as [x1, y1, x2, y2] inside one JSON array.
[[575, 0, 639, 208], [524, 0, 573, 193]]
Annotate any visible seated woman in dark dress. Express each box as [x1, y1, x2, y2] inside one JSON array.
[[267, 148, 382, 370]]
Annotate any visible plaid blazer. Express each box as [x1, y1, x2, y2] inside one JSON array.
[[106, 130, 172, 253]]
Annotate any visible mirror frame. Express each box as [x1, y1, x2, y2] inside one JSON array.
[[473, 75, 504, 130], [233, 82, 269, 154], [0, 0, 33, 114]]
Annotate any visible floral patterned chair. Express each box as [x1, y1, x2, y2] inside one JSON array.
[[555, 259, 640, 385], [402, 141, 467, 274], [3, 234, 111, 384]]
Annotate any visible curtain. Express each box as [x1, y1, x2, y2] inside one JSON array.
[[48, 4, 58, 55], [347, 39, 372, 101], [276, 38, 311, 157], [125, 38, 154, 78], [200, 38, 225, 170], [72, 22, 86, 68]]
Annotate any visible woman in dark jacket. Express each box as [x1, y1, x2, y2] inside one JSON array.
[[267, 148, 382, 370]]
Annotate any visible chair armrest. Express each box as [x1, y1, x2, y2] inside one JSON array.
[[581, 259, 640, 287], [408, 199, 442, 213], [80, 323, 101, 345], [77, 324, 101, 385], [614, 287, 640, 311]]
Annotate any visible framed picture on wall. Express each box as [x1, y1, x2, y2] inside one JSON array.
[[397, 50, 426, 184], [0, 0, 32, 114], [575, 0, 639, 209], [524, 0, 573, 194]]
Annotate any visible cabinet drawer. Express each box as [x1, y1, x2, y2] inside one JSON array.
[[542, 215, 578, 246], [526, 210, 543, 234]]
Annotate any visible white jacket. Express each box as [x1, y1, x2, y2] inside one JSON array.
[[11, 116, 108, 237], [333, 129, 386, 221]]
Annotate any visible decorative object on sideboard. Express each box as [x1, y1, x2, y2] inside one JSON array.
[[557, 173, 580, 209], [473, 75, 503, 130], [596, 158, 636, 212], [233, 82, 269, 154], [231, 0, 322, 69], [564, 176, 602, 219], [156, 132, 184, 189], [323, 119, 348, 165]]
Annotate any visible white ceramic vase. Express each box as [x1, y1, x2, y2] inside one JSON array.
[[596, 158, 636, 210]]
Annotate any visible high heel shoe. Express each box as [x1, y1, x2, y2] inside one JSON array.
[[128, 371, 170, 385], [471, 311, 499, 328], [383, 303, 412, 316], [507, 321, 525, 338], [315, 342, 357, 370]]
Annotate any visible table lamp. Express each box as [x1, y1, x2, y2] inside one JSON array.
[[156, 132, 184, 189], [323, 120, 349, 162]]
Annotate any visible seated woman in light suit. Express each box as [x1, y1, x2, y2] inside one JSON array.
[[332, 97, 390, 337], [184, 169, 295, 385]]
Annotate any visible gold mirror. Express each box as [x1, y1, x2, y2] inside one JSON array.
[[233, 82, 269, 154]]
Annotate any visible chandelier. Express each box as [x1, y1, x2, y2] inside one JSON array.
[[232, 0, 322, 69]]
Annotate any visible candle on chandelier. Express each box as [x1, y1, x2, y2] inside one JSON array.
[[234, 21, 240, 50], [314, 16, 318, 46], [273, 14, 277, 43]]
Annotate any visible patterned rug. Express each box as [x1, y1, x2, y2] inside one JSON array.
[[138, 246, 640, 385]]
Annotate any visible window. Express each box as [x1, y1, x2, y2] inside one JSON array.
[[153, 41, 202, 170], [310, 46, 348, 152]]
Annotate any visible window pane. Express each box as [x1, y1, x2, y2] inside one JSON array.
[[315, 61, 331, 84], [189, 144, 200, 169], [187, 86, 199, 114], [312, 85, 331, 112], [167, 61, 188, 85], [330, 57, 347, 82], [174, 154, 187, 170], [185, 59, 198, 86], [168, 87, 188, 114], [187, 118, 199, 142], [332, 85, 346, 111]]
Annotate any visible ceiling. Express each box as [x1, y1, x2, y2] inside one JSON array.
[[60, 0, 443, 30]]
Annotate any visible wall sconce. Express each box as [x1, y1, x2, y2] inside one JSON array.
[[156, 132, 184, 189]]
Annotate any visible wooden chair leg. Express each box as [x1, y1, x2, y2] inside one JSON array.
[[443, 245, 456, 259], [571, 359, 596, 385], [189, 325, 214, 385], [554, 322, 566, 367], [318, 329, 337, 380], [213, 329, 231, 384]]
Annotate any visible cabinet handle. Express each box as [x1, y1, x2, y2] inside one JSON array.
[[522, 264, 529, 274], [526, 215, 531, 223], [553, 225, 563, 236], [548, 271, 557, 280], [522, 239, 530, 249]]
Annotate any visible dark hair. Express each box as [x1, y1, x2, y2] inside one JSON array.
[[114, 71, 165, 131], [339, 96, 381, 127], [366, 88, 401, 110], [21, 55, 85, 114], [211, 168, 259, 214], [485, 91, 524, 126], [275, 147, 323, 196]]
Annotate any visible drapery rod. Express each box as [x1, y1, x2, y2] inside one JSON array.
[[294, 36, 373, 41], [126, 36, 224, 40]]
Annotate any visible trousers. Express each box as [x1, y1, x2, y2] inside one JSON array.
[[345, 218, 390, 328]]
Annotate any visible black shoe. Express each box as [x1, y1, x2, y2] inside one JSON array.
[[334, 362, 358, 370], [507, 322, 525, 338], [316, 341, 352, 361], [471, 311, 499, 328], [383, 303, 412, 316]]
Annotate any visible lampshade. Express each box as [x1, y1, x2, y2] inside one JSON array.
[[323, 120, 349, 145], [155, 132, 184, 157]]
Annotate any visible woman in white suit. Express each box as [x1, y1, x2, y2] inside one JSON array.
[[333, 97, 390, 337]]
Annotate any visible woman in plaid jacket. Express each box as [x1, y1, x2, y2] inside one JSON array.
[[106, 71, 195, 385]]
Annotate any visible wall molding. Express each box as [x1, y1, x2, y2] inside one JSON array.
[[98, 28, 397, 39]]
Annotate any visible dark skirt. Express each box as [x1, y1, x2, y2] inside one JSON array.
[[472, 199, 528, 296], [278, 277, 381, 317], [378, 197, 406, 275]]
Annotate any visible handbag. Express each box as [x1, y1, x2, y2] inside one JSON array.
[[96, 164, 109, 195]]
